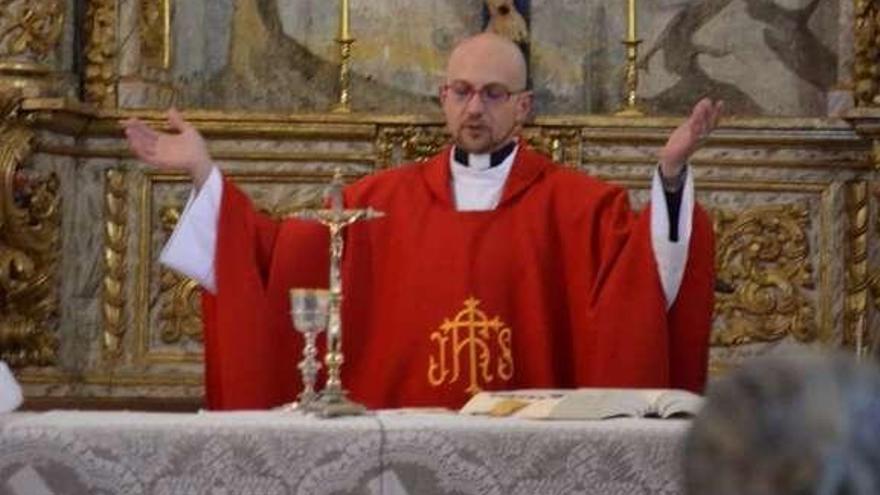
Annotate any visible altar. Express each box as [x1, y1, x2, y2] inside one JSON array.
[[0, 411, 687, 494]]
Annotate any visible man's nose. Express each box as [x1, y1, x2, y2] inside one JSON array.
[[464, 91, 485, 114]]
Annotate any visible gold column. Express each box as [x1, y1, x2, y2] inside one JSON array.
[[871, 202, 880, 357], [845, 181, 870, 358], [0, 0, 64, 97], [846, 1, 880, 358]]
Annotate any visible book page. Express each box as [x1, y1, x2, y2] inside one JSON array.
[[653, 389, 704, 418], [547, 389, 654, 419], [460, 388, 703, 420]]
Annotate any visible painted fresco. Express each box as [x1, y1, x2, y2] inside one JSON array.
[[164, 0, 840, 116]]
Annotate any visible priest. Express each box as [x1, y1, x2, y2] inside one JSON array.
[[124, 33, 721, 410]]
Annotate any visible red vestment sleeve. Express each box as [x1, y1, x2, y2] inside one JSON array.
[[201, 178, 327, 409], [667, 206, 715, 392], [569, 185, 714, 393]]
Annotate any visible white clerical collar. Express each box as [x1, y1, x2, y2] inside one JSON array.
[[449, 144, 517, 210], [449, 144, 518, 179], [451, 141, 518, 171]]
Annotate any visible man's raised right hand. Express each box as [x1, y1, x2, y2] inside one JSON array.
[[123, 109, 213, 189]]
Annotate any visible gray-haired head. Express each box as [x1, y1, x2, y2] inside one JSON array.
[[685, 353, 880, 495]]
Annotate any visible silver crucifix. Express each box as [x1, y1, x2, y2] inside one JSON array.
[[290, 168, 383, 417]]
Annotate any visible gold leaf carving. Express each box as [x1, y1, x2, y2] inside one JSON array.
[[374, 125, 581, 169], [158, 270, 202, 345], [102, 168, 127, 358], [84, 0, 117, 107], [375, 126, 448, 169], [855, 0, 880, 107], [0, 89, 59, 367], [157, 205, 202, 345], [712, 204, 816, 346], [524, 128, 581, 165], [0, 0, 64, 59]]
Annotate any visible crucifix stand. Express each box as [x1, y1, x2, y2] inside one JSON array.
[[291, 170, 383, 417]]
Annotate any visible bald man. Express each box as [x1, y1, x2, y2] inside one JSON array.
[[125, 33, 719, 410]]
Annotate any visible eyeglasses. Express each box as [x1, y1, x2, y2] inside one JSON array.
[[441, 81, 526, 105]]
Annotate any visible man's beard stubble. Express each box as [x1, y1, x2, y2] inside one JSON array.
[[453, 121, 518, 155]]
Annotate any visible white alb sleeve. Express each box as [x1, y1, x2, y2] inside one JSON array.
[[158, 167, 223, 294], [650, 166, 694, 309], [0, 360, 23, 413]]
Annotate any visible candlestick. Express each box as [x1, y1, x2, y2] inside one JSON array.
[[333, 0, 355, 112], [616, 0, 643, 117], [615, 39, 644, 117]]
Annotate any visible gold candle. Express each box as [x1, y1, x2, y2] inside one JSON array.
[[627, 0, 636, 40], [339, 0, 351, 40]]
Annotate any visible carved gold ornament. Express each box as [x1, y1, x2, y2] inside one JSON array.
[[712, 205, 816, 346], [854, 0, 880, 106], [84, 0, 117, 107], [428, 297, 514, 395], [525, 128, 581, 165], [0, 89, 59, 367], [157, 206, 202, 345], [375, 126, 448, 169], [102, 168, 127, 358], [0, 0, 64, 59]]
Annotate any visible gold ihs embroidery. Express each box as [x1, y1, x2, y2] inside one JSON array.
[[428, 297, 514, 395]]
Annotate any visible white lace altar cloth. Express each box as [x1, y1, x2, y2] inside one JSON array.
[[0, 410, 688, 494]]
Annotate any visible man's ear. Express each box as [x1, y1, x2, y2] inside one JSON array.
[[515, 91, 533, 123]]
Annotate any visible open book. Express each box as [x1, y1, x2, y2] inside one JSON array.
[[460, 388, 703, 420]]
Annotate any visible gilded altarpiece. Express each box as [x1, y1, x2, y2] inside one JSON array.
[[1, 0, 880, 406]]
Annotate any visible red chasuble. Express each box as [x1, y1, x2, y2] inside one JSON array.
[[203, 144, 715, 410]]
